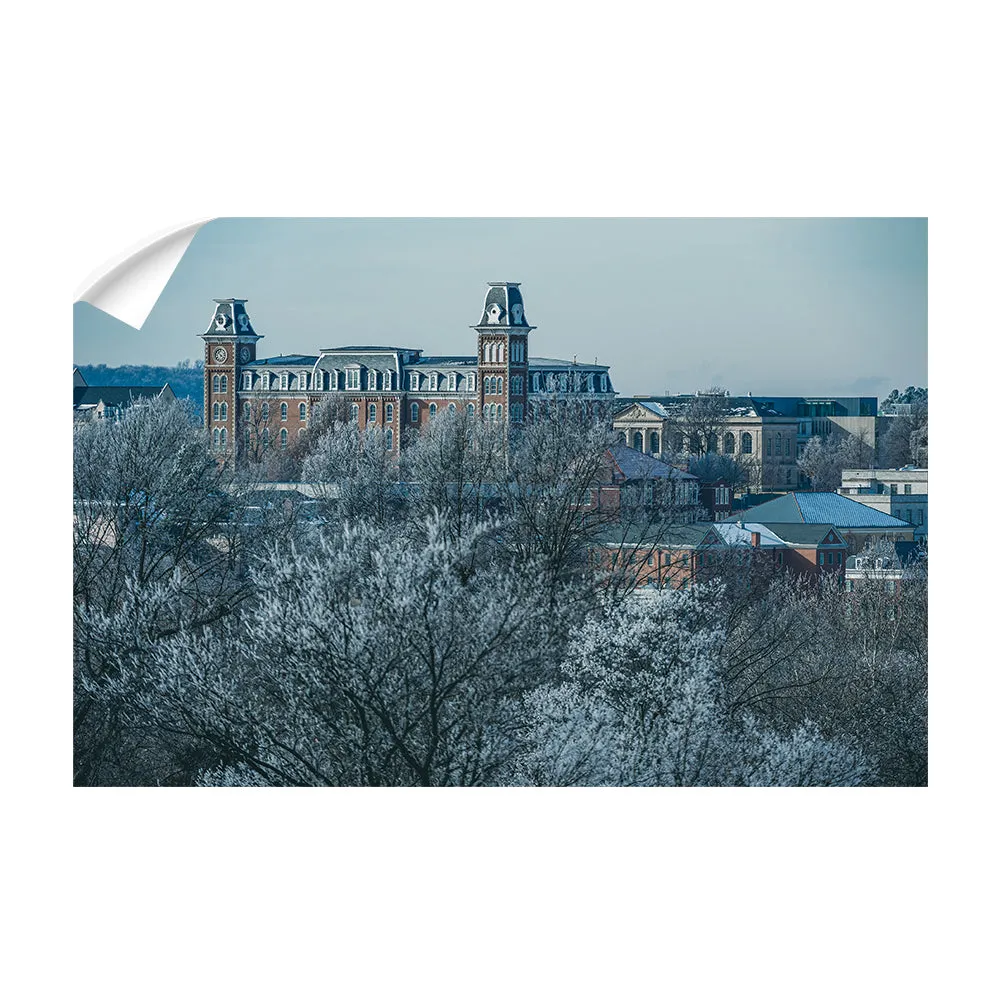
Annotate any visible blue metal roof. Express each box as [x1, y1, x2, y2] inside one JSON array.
[[725, 492, 911, 528]]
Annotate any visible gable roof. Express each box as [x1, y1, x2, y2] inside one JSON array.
[[74, 385, 170, 408], [759, 522, 847, 547], [606, 445, 697, 481], [598, 522, 723, 548], [724, 492, 912, 529]]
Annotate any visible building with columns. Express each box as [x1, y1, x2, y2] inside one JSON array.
[[201, 282, 616, 459]]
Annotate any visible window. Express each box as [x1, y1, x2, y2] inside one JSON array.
[[368, 370, 377, 390], [632, 432, 642, 451], [905, 509, 912, 522], [213, 375, 220, 393], [350, 403, 359, 421], [429, 373, 439, 391], [261, 402, 269, 420], [600, 375, 607, 392], [513, 403, 524, 422], [498, 376, 504, 395], [299, 403, 307, 421], [741, 432, 753, 454], [410, 372, 419, 391], [220, 375, 227, 393], [448, 372, 456, 391], [280, 372, 288, 391], [385, 371, 393, 391], [559, 373, 568, 392], [243, 372, 252, 390], [724, 432, 735, 454], [386, 427, 393, 451], [262, 427, 269, 449], [281, 403, 288, 421], [259, 372, 269, 390], [467, 404, 475, 417], [837, 552, 842, 564], [386, 403, 394, 423], [368, 403, 377, 423], [243, 402, 250, 420], [513, 375, 523, 395], [212, 428, 219, 449], [220, 402, 228, 422], [918, 509, 924, 525], [347, 368, 360, 390], [650, 431, 660, 454], [890, 484, 898, 494], [448, 403, 456, 415], [280, 428, 288, 449], [329, 370, 338, 390], [429, 403, 437, 418], [300, 371, 307, 390], [533, 373, 540, 392], [468, 373, 476, 392], [411, 402, 419, 423], [904, 484, 912, 495], [785, 437, 790, 456], [220, 428, 227, 450], [212, 402, 219, 421], [767, 437, 772, 456], [244, 428, 250, 451], [497, 404, 503, 421]]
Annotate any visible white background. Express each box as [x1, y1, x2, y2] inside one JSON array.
[[3, 1, 995, 997]]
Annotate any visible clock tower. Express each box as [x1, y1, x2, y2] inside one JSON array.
[[200, 298, 263, 453], [472, 282, 533, 428]]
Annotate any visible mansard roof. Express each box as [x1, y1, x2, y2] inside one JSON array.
[[74, 384, 172, 407], [529, 358, 610, 371], [607, 445, 698, 481], [408, 355, 478, 367], [244, 355, 319, 367], [474, 281, 533, 329]]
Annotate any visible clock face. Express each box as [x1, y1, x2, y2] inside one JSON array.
[[214, 347, 228, 364], [239, 346, 251, 363]]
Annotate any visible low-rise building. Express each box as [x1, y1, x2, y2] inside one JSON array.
[[73, 368, 176, 420], [839, 467, 928, 540], [723, 491, 914, 554]]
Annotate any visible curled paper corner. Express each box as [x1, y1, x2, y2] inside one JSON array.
[[75, 218, 213, 330]]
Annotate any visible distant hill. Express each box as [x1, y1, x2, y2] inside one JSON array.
[[76, 364, 205, 417]]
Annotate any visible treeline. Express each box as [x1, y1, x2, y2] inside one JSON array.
[[76, 364, 205, 416], [73, 397, 927, 787]]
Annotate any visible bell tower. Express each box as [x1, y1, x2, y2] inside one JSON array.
[[200, 298, 263, 454], [472, 281, 533, 426]]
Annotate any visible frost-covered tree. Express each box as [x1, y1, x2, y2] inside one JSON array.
[[98, 516, 571, 786], [513, 588, 873, 786]]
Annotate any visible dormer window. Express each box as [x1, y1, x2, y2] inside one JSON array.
[[410, 372, 419, 391], [347, 368, 360, 390], [487, 303, 502, 324], [533, 373, 540, 392], [368, 370, 377, 390], [429, 373, 439, 392], [468, 373, 476, 392], [384, 371, 393, 391], [243, 372, 252, 390], [300, 371, 308, 390], [448, 372, 456, 391], [600, 374, 608, 392]]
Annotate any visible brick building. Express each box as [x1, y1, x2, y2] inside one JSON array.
[[201, 282, 616, 459]]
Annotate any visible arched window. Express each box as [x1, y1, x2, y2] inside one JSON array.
[[243, 402, 250, 420], [429, 403, 437, 418], [212, 402, 220, 421], [497, 404, 503, 421], [261, 402, 269, 421], [498, 377, 504, 395], [632, 431, 643, 451], [262, 427, 269, 450], [220, 428, 227, 450], [448, 372, 456, 391], [212, 375, 220, 393], [299, 403, 307, 421], [350, 403, 359, 422], [243, 372, 252, 390], [513, 403, 524, 422], [386, 403, 394, 423], [280, 403, 288, 421], [411, 402, 419, 423], [386, 428, 393, 451], [559, 373, 568, 392], [220, 375, 227, 393], [280, 373, 288, 391], [741, 432, 753, 454], [587, 374, 594, 392], [448, 403, 456, 415], [533, 373, 540, 392], [244, 428, 250, 451], [467, 404, 475, 417], [220, 402, 228, 421], [368, 403, 377, 423], [368, 370, 377, 390], [706, 433, 717, 453], [600, 375, 608, 392], [724, 432, 735, 454], [650, 431, 660, 454], [489, 403, 497, 421], [280, 428, 288, 449], [497, 342, 504, 363], [468, 373, 476, 392], [212, 428, 220, 449]]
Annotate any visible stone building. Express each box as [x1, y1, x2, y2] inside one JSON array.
[[201, 282, 616, 459]]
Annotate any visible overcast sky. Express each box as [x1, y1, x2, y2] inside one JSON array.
[[74, 218, 927, 399]]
